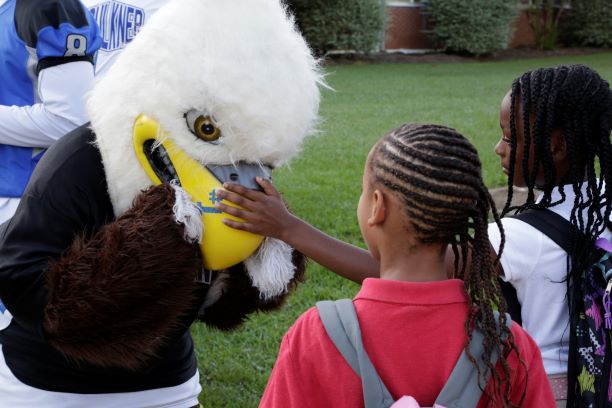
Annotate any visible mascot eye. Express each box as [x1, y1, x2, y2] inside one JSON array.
[[185, 109, 221, 143], [193, 116, 220, 141]]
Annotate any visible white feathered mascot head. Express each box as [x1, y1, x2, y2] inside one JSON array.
[[90, 0, 321, 214], [43, 0, 322, 369], [90, 0, 321, 294]]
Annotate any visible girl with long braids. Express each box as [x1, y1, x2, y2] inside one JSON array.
[[488, 64, 612, 406], [217, 124, 553, 406]]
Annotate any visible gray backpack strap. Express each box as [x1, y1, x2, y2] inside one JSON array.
[[317, 300, 512, 408], [316, 299, 395, 408], [435, 312, 513, 408]]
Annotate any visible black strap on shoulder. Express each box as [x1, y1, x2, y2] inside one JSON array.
[[511, 208, 581, 255], [504, 208, 583, 325], [499, 278, 522, 326]]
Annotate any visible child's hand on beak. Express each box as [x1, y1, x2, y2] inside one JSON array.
[[215, 177, 299, 242]]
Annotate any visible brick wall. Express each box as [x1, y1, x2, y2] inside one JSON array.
[[385, 6, 433, 50], [385, 5, 536, 50], [509, 10, 536, 48]]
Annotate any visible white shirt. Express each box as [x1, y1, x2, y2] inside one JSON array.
[[0, 345, 201, 407], [83, 0, 167, 76], [0, 61, 95, 223], [0, 198, 19, 225], [0, 0, 167, 220], [488, 183, 612, 375]]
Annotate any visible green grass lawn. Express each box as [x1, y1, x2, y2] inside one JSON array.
[[196, 52, 612, 407]]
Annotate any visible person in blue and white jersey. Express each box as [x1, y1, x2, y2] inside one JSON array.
[[0, 0, 101, 225], [84, 0, 167, 76], [0, 0, 101, 328]]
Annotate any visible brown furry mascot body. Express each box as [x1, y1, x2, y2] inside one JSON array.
[[44, 183, 305, 370]]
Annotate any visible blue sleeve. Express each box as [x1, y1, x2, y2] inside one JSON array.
[[14, 0, 101, 72]]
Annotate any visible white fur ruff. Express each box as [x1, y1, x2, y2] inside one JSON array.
[[245, 238, 296, 300], [170, 183, 203, 244], [88, 0, 323, 216]]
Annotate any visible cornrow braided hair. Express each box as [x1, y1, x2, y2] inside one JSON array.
[[369, 123, 526, 407], [502, 64, 612, 405]]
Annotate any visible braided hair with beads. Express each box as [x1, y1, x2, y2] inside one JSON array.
[[502, 64, 612, 406], [503, 64, 612, 229], [369, 123, 526, 407]]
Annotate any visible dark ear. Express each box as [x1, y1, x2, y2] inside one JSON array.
[[550, 128, 568, 162]]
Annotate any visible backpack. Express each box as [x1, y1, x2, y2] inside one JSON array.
[[512, 209, 612, 408], [316, 299, 511, 408]]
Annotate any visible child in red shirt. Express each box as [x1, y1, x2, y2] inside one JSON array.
[[220, 65, 612, 406], [217, 124, 555, 407]]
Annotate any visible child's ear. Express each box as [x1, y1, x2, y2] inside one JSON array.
[[368, 189, 387, 226], [550, 128, 567, 162]]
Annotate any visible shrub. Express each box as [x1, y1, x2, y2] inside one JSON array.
[[426, 0, 519, 56], [287, 0, 385, 56], [562, 0, 612, 47]]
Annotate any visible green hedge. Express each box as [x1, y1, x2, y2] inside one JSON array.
[[562, 0, 612, 47], [287, 0, 385, 56], [426, 0, 519, 56]]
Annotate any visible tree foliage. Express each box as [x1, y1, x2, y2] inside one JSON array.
[[562, 0, 612, 47], [286, 0, 385, 56], [427, 0, 519, 56]]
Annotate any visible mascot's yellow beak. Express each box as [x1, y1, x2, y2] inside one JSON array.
[[132, 114, 268, 271]]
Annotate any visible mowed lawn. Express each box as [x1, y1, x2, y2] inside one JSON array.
[[195, 52, 612, 406]]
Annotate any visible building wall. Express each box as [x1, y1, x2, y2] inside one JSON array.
[[509, 10, 536, 48], [385, 4, 536, 50], [385, 5, 432, 50]]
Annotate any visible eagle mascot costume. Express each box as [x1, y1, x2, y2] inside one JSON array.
[[0, 0, 322, 406]]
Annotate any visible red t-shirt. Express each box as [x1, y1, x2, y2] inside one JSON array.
[[260, 278, 555, 407]]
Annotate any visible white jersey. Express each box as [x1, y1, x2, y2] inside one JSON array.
[[489, 182, 612, 375], [84, 0, 168, 76], [0, 198, 19, 225], [0, 0, 99, 221]]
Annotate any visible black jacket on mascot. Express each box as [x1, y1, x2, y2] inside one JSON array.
[[0, 0, 322, 406]]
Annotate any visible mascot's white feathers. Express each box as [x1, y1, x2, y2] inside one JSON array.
[[170, 183, 203, 244], [245, 238, 297, 300], [88, 0, 323, 216]]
